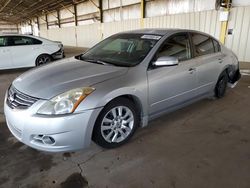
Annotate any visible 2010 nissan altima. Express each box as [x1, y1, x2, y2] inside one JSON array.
[[4, 29, 240, 152]]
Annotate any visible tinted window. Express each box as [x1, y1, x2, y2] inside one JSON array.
[[213, 39, 221, 52], [191, 33, 214, 57], [8, 36, 42, 46], [157, 33, 191, 61], [0, 37, 8, 47], [32, 38, 43, 44]]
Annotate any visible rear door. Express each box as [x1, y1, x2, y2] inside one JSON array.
[[0, 36, 12, 70], [8, 36, 42, 68], [190, 33, 224, 95], [147, 33, 198, 116]]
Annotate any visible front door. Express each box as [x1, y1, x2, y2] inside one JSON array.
[[148, 33, 198, 116], [8, 36, 40, 68], [0, 36, 12, 70]]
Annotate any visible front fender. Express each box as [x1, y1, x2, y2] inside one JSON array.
[[76, 65, 149, 126], [78, 86, 147, 114]]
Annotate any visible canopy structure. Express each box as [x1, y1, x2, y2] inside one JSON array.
[[0, 0, 84, 23]]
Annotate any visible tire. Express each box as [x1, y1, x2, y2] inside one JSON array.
[[93, 97, 139, 149], [36, 54, 52, 66], [215, 71, 228, 98]]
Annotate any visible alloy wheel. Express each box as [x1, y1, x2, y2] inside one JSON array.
[[37, 55, 51, 66], [101, 106, 134, 143]]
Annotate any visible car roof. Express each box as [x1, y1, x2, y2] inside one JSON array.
[[120, 28, 209, 35], [120, 28, 175, 35], [0, 34, 36, 37], [119, 28, 219, 42]]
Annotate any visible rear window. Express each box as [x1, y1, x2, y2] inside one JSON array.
[[191, 33, 214, 57]]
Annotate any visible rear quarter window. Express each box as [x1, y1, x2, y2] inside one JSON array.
[[32, 38, 43, 45], [191, 33, 215, 57], [213, 39, 221, 53]]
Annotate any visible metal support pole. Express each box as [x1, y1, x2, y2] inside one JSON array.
[[140, 0, 146, 28], [74, 4, 78, 26], [57, 10, 61, 28], [37, 17, 40, 31], [219, 0, 231, 44], [30, 19, 33, 34], [45, 14, 49, 30], [99, 0, 103, 23]]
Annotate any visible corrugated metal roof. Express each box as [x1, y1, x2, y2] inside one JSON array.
[[0, 0, 84, 23]]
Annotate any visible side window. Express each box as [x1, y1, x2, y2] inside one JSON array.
[[31, 38, 43, 45], [0, 37, 8, 47], [191, 33, 214, 57], [8, 36, 42, 46], [213, 39, 221, 53], [157, 33, 191, 61], [10, 36, 28, 46]]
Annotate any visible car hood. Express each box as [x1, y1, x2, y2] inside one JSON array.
[[12, 57, 128, 99]]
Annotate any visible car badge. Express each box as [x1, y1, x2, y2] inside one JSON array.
[[9, 93, 15, 103]]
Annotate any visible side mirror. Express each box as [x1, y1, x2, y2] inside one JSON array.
[[153, 56, 179, 67]]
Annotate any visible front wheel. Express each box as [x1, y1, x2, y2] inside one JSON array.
[[215, 71, 228, 98], [93, 98, 139, 148], [36, 54, 52, 66]]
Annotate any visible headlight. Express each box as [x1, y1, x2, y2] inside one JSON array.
[[37, 87, 95, 115], [58, 43, 63, 48]]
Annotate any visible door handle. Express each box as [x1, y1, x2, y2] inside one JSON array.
[[218, 58, 223, 63], [2, 49, 10, 53], [188, 68, 196, 73]]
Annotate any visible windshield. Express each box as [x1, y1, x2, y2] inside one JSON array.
[[80, 34, 161, 67]]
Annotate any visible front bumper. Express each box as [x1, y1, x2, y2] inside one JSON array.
[[4, 97, 102, 152]]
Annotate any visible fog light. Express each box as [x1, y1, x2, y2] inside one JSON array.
[[42, 136, 55, 145]]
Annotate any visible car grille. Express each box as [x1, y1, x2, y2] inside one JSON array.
[[7, 86, 38, 109]]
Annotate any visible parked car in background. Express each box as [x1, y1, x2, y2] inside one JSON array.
[[4, 29, 240, 152], [0, 34, 64, 70]]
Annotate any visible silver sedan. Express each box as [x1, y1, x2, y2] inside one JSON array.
[[4, 29, 240, 152]]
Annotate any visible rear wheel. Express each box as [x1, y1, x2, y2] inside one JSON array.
[[36, 54, 52, 66], [93, 98, 139, 148], [215, 71, 228, 98]]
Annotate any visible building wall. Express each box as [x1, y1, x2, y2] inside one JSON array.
[[0, 21, 18, 34], [39, 6, 250, 62], [40, 9, 221, 51], [226, 6, 250, 62]]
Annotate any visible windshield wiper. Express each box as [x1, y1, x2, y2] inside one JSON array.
[[85, 59, 108, 65], [78, 56, 114, 66]]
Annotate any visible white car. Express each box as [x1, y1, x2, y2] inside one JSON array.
[[0, 34, 64, 70]]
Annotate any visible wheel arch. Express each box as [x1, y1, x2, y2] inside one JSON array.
[[35, 53, 52, 66], [115, 94, 143, 121], [221, 64, 236, 82], [90, 93, 145, 140]]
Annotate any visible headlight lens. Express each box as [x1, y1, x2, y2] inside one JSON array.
[[37, 87, 95, 115], [58, 43, 63, 48]]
